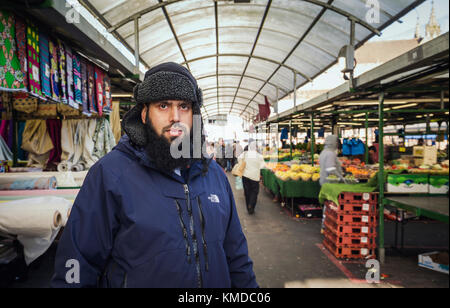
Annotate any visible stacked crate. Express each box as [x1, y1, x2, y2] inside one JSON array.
[[323, 192, 378, 259]]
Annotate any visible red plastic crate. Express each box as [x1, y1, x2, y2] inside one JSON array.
[[324, 200, 378, 215], [324, 216, 377, 237], [323, 228, 377, 247], [338, 192, 378, 205], [323, 237, 377, 259], [325, 205, 377, 226]]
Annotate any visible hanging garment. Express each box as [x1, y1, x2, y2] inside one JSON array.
[[38, 31, 52, 97], [73, 53, 82, 106], [65, 45, 76, 108], [110, 101, 121, 143], [49, 40, 60, 100], [342, 138, 351, 156], [60, 119, 78, 163], [57, 40, 67, 104], [87, 63, 97, 114], [0, 134, 12, 161], [17, 121, 27, 160], [21, 120, 54, 168], [351, 138, 365, 156], [280, 127, 288, 140], [92, 118, 116, 160], [94, 66, 104, 116], [102, 73, 112, 114], [0, 120, 9, 145], [14, 16, 28, 91], [0, 10, 25, 90], [46, 119, 62, 167], [81, 119, 97, 168], [80, 58, 90, 115], [26, 23, 41, 96]]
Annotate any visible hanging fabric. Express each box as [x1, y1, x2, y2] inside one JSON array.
[[80, 57, 90, 115], [38, 31, 52, 98], [14, 16, 28, 91], [21, 120, 54, 168], [93, 118, 116, 160], [57, 40, 67, 104], [87, 62, 97, 114], [65, 44, 76, 108], [0, 10, 25, 91], [0, 134, 12, 161], [49, 39, 60, 101], [102, 73, 112, 114], [17, 121, 27, 160], [0, 120, 9, 145], [26, 22, 41, 96], [94, 66, 104, 116], [12, 92, 38, 114], [73, 53, 82, 106], [110, 101, 121, 143], [46, 119, 62, 170]]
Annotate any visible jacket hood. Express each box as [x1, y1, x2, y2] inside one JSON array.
[[324, 135, 338, 151]]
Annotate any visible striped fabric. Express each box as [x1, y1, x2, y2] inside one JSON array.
[[49, 40, 60, 101], [87, 63, 97, 114], [94, 66, 103, 116], [80, 58, 90, 115], [57, 40, 67, 104], [65, 45, 76, 108], [102, 74, 112, 114], [38, 31, 51, 97], [26, 23, 41, 96], [73, 53, 82, 106]]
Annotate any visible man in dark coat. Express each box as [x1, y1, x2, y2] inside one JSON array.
[[51, 62, 258, 288]]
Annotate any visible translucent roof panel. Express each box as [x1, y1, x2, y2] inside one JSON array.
[[84, 0, 423, 119]]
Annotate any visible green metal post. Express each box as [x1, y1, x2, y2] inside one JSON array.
[[378, 92, 385, 264], [289, 119, 293, 160], [311, 113, 315, 166], [365, 112, 369, 164]]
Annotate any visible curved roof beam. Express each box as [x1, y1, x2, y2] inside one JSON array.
[[202, 86, 266, 98], [181, 54, 312, 82], [197, 73, 290, 94]]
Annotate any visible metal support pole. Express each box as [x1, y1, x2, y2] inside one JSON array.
[[134, 17, 140, 75], [378, 92, 385, 264], [365, 112, 369, 164], [289, 118, 293, 160], [311, 113, 315, 166]]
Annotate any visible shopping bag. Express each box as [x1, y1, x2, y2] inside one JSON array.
[[235, 176, 243, 190], [232, 153, 246, 177]]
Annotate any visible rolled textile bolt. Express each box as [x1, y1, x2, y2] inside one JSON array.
[[53, 211, 63, 229]]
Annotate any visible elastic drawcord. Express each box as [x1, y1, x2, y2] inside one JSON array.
[[197, 196, 209, 272]]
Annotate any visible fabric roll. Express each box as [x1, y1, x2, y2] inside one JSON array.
[[0, 196, 72, 264], [73, 53, 82, 106], [26, 22, 41, 96], [70, 162, 85, 172], [0, 176, 57, 190], [0, 134, 12, 161], [57, 40, 67, 104], [94, 66, 104, 116], [0, 10, 25, 90], [65, 45, 76, 107], [57, 161, 72, 172], [38, 31, 52, 97], [87, 63, 97, 114], [14, 16, 28, 90], [46, 119, 62, 165], [8, 167, 43, 173], [49, 40, 60, 100]]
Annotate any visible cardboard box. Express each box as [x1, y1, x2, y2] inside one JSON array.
[[418, 252, 449, 275], [413, 146, 437, 165], [429, 175, 449, 194], [387, 174, 429, 193]]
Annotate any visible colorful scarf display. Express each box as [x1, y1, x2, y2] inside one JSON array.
[[57, 40, 67, 104], [49, 40, 60, 101], [26, 23, 41, 96], [94, 66, 103, 116], [87, 63, 97, 114], [65, 45, 75, 108], [14, 16, 28, 91], [102, 74, 112, 114], [80, 58, 90, 115], [73, 53, 82, 106], [38, 31, 51, 97], [0, 10, 25, 90]]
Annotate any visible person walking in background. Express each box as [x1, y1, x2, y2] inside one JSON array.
[[225, 142, 234, 172], [238, 140, 266, 215]]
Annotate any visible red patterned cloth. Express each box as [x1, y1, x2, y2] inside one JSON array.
[[94, 65, 104, 116]]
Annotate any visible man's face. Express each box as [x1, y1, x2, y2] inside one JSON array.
[[141, 100, 193, 143]]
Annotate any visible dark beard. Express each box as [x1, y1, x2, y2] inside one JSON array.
[[144, 120, 193, 172]]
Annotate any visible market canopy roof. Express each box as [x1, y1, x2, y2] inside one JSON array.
[[79, 0, 425, 119]]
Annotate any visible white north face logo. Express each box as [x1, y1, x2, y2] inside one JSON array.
[[208, 194, 220, 203]]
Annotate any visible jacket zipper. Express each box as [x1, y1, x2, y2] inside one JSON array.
[[184, 184, 203, 288]]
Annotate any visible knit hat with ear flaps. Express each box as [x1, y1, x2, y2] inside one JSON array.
[[122, 62, 203, 148]]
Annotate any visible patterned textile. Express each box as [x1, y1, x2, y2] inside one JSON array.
[[65, 45, 76, 108], [26, 23, 41, 96], [73, 53, 82, 106], [49, 40, 60, 100], [102, 73, 112, 114], [46, 119, 62, 165], [87, 63, 97, 114], [94, 66, 103, 116], [13, 92, 37, 114], [14, 16, 28, 90], [80, 58, 89, 115], [57, 40, 67, 104], [92, 118, 116, 160], [57, 102, 80, 116], [35, 100, 57, 117], [38, 31, 51, 97], [0, 10, 25, 90]]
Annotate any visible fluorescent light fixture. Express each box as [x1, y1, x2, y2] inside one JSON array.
[[112, 93, 133, 98], [335, 98, 449, 106], [337, 122, 363, 126], [416, 115, 423, 118], [316, 104, 333, 111], [391, 103, 418, 110]]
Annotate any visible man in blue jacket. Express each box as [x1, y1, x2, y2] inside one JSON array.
[[51, 62, 258, 288]]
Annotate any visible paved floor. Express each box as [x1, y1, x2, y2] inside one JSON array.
[[6, 173, 449, 288]]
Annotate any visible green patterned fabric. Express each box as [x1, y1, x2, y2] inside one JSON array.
[[319, 183, 376, 205], [0, 10, 25, 90]]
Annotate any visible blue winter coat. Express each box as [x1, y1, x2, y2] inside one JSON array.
[[51, 136, 258, 288]]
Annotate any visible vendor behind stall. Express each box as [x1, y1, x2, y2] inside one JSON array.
[[319, 135, 344, 185]]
